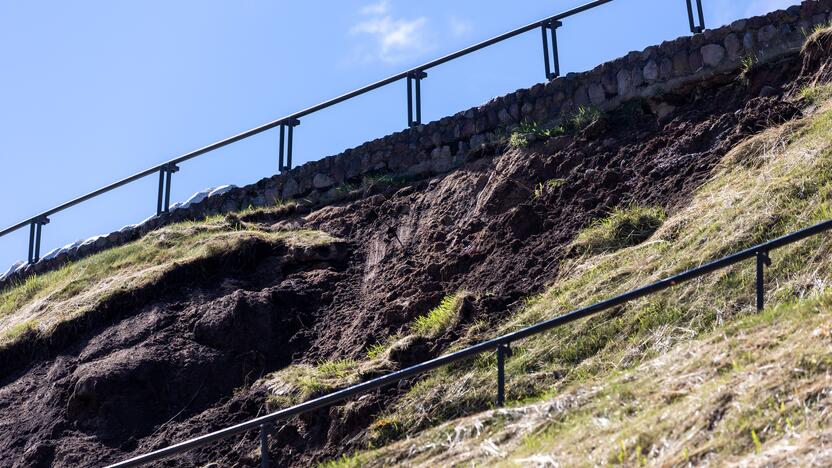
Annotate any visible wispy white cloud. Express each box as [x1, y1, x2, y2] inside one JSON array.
[[349, 2, 432, 64], [360, 0, 389, 16], [448, 16, 473, 38]]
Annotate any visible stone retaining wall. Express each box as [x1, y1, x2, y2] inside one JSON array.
[[2, 0, 830, 288]]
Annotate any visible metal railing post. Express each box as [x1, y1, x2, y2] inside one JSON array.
[[541, 20, 562, 80], [27, 222, 36, 264], [756, 250, 771, 311], [415, 72, 423, 126], [156, 168, 165, 215], [541, 22, 552, 79], [407, 71, 427, 127], [496, 343, 511, 407], [406, 74, 414, 127], [155, 164, 179, 214], [34, 220, 43, 262], [259, 423, 270, 468], [27, 217, 49, 264], [686, 0, 705, 33], [695, 0, 706, 33], [278, 119, 300, 172], [278, 123, 286, 173]]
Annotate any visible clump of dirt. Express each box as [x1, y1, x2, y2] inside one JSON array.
[[0, 40, 826, 468]]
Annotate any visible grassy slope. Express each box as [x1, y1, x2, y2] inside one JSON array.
[[0, 209, 336, 348], [287, 88, 832, 466], [326, 292, 832, 467]]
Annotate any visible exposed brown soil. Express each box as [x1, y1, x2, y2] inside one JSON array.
[[0, 48, 816, 468]]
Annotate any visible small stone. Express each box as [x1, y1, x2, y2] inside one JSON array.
[[430, 132, 442, 147], [616, 69, 633, 95], [588, 83, 605, 105], [701, 44, 726, 67], [730, 19, 747, 32], [643, 60, 659, 81], [659, 58, 673, 80], [672, 50, 690, 76], [743, 31, 756, 50], [573, 86, 590, 107], [601, 69, 618, 94], [508, 103, 520, 121], [689, 49, 704, 72], [757, 25, 778, 44], [282, 178, 299, 199], [497, 108, 513, 124], [724, 33, 742, 58]]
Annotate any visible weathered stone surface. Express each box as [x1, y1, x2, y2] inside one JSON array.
[[689, 49, 703, 72], [282, 178, 300, 199], [743, 31, 756, 50], [588, 83, 605, 105], [724, 33, 742, 58], [617, 69, 633, 96], [659, 57, 673, 80], [573, 86, 590, 107], [701, 44, 726, 67], [312, 173, 334, 190], [731, 19, 747, 32], [758, 24, 778, 44], [643, 60, 659, 81], [672, 50, 691, 76]]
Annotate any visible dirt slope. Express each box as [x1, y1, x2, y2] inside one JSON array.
[[0, 36, 818, 468]]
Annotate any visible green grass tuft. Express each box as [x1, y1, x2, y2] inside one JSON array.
[[533, 179, 566, 199], [740, 54, 758, 79], [799, 84, 832, 105], [572, 205, 667, 255], [569, 106, 603, 131], [412, 292, 466, 339], [508, 121, 566, 148]]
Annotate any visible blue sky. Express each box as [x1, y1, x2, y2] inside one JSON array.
[[0, 0, 800, 269]]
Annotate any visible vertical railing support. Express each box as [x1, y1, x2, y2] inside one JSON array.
[[278, 118, 301, 173], [27, 216, 49, 264], [755, 250, 771, 311], [406, 70, 428, 127], [156, 164, 179, 215], [541, 20, 562, 80], [259, 423, 271, 468], [496, 343, 512, 407], [686, 0, 705, 33]]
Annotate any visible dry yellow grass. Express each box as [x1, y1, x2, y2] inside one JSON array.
[[321, 293, 832, 467]]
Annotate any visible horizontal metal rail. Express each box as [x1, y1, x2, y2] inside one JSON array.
[[0, 0, 706, 265], [109, 218, 832, 467]]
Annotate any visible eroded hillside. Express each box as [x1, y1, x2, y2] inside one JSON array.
[[2, 17, 832, 468]]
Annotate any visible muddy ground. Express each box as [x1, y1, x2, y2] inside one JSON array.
[[0, 49, 813, 467]]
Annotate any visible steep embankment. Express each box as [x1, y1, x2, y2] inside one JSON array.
[[1, 18, 832, 468]]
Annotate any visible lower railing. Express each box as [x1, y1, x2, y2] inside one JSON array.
[[108, 218, 832, 467]]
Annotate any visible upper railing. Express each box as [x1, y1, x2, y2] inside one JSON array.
[[0, 0, 706, 266], [107, 219, 832, 468]]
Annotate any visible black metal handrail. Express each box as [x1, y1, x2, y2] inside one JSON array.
[[108, 218, 832, 467], [0, 0, 706, 265]]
